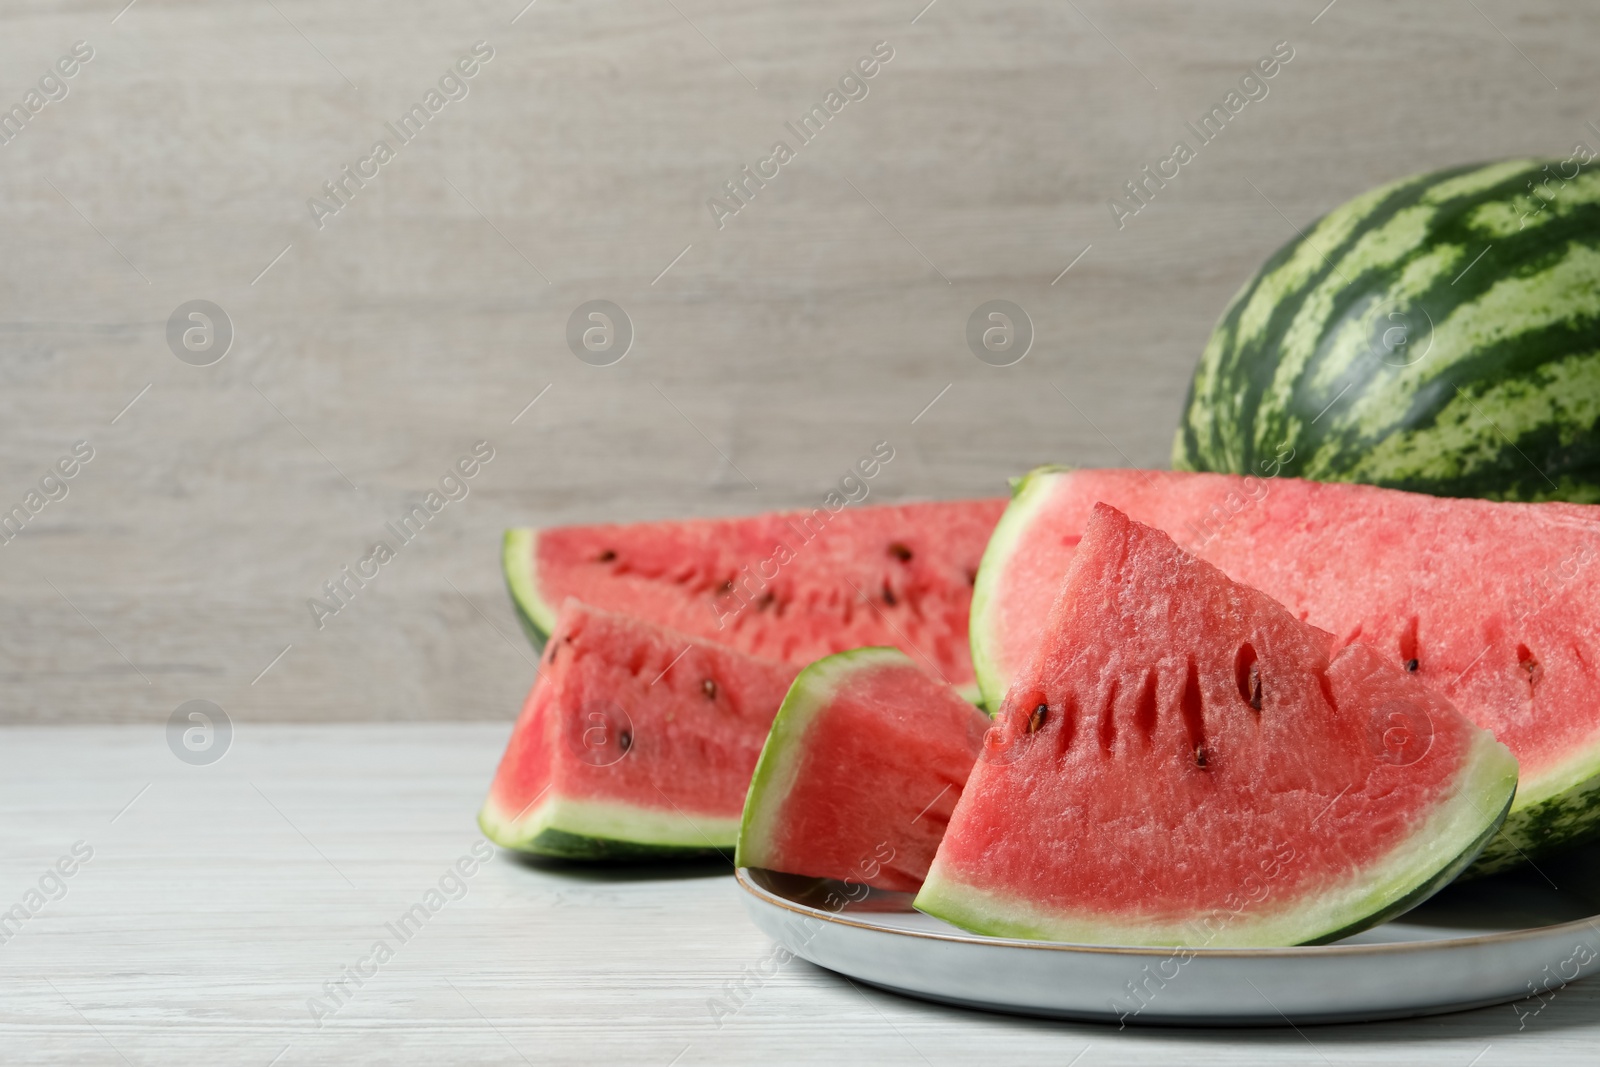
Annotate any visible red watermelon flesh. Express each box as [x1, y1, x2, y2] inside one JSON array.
[[920, 505, 1517, 946], [969, 468, 1600, 871], [736, 648, 992, 892], [479, 599, 798, 858], [504, 498, 1006, 700]]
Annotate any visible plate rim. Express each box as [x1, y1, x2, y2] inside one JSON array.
[[736, 866, 1600, 958]]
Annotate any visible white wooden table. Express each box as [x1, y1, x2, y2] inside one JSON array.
[[2, 724, 1594, 1065]]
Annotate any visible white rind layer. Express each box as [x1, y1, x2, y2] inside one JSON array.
[[480, 792, 741, 851], [502, 528, 558, 636], [968, 468, 1068, 711]]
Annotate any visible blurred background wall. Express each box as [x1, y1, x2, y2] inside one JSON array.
[[0, 0, 1593, 722]]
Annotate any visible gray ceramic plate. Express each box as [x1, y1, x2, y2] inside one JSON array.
[[737, 844, 1600, 1026]]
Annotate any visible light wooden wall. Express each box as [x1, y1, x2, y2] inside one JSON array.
[[1, 0, 1593, 722]]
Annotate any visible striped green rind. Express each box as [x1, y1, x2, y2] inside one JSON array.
[[483, 825, 725, 861], [913, 731, 1517, 947], [736, 647, 909, 870], [502, 528, 553, 652], [478, 792, 738, 859], [968, 467, 1071, 713], [1470, 741, 1600, 875], [1174, 157, 1600, 502]]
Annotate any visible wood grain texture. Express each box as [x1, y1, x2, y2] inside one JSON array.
[[1, 724, 1595, 1065], [0, 0, 1596, 723]]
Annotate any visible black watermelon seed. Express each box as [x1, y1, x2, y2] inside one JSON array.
[[597, 549, 616, 562], [1195, 745, 1209, 768], [888, 542, 913, 562], [882, 584, 897, 606], [1405, 658, 1419, 672], [618, 730, 632, 752], [1248, 663, 1262, 711], [702, 679, 718, 700]]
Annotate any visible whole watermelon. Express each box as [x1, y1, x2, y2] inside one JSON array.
[[1173, 157, 1600, 502]]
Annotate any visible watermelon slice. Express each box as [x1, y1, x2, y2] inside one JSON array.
[[970, 467, 1600, 871], [919, 504, 1518, 946], [504, 498, 1006, 701], [478, 600, 798, 858], [736, 648, 991, 892]]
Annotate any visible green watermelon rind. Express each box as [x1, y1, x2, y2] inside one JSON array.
[[1171, 158, 1600, 504], [969, 466, 1072, 712], [478, 792, 741, 859], [735, 646, 910, 872], [502, 528, 554, 653], [482, 825, 726, 862], [1470, 747, 1600, 875], [1306, 786, 1513, 944], [913, 732, 1518, 947]]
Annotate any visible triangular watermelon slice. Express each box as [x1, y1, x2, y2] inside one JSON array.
[[736, 648, 991, 892], [919, 504, 1517, 946], [504, 498, 1005, 701], [479, 600, 798, 858], [971, 468, 1600, 872]]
